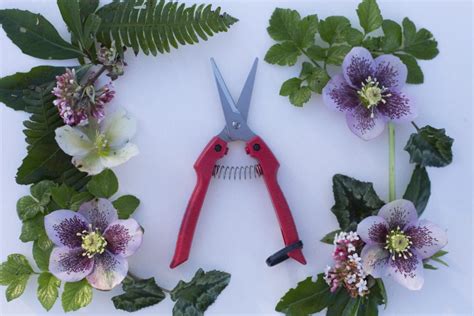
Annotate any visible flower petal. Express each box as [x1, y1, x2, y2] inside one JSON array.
[[72, 151, 105, 176], [357, 216, 389, 244], [374, 54, 407, 90], [86, 251, 128, 290], [360, 244, 390, 278], [78, 198, 118, 232], [405, 219, 448, 259], [388, 251, 424, 290], [378, 91, 417, 123], [345, 107, 386, 140], [378, 199, 418, 229], [322, 74, 360, 113], [55, 125, 93, 156], [100, 143, 139, 169], [104, 219, 143, 257], [49, 247, 94, 282], [342, 47, 375, 89], [44, 210, 89, 248], [101, 108, 137, 148]]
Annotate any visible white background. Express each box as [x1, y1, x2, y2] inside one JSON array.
[[1, 0, 473, 315]]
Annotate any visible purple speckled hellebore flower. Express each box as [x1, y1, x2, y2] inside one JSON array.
[[44, 198, 143, 290], [323, 47, 416, 140], [357, 199, 447, 290]]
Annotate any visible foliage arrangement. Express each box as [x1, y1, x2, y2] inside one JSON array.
[[0, 0, 236, 313], [266, 0, 454, 315]]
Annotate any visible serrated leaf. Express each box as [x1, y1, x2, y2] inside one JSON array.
[[306, 45, 327, 61], [289, 86, 312, 107], [326, 44, 351, 65], [267, 8, 300, 42], [403, 165, 430, 215], [20, 214, 46, 242], [362, 36, 382, 51], [395, 53, 424, 84], [357, 0, 383, 34], [70, 191, 94, 211], [320, 229, 342, 245], [295, 14, 318, 48], [37, 272, 60, 311], [51, 184, 77, 209], [6, 275, 30, 302], [30, 180, 57, 205], [302, 65, 330, 94], [345, 27, 364, 46], [112, 277, 166, 312], [113, 195, 140, 219], [331, 174, 385, 231], [0, 9, 84, 60], [33, 239, 53, 271], [402, 17, 439, 60], [62, 279, 93, 312], [280, 78, 302, 96], [171, 269, 230, 315], [17, 196, 44, 221], [319, 16, 351, 44], [275, 274, 333, 315], [404, 125, 454, 167], [381, 19, 402, 53], [0, 254, 33, 285], [86, 169, 118, 198], [264, 42, 301, 66]]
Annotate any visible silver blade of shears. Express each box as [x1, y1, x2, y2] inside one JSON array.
[[211, 58, 256, 142], [236, 58, 258, 122]]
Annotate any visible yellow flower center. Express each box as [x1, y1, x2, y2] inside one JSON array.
[[384, 226, 413, 260], [357, 77, 391, 118], [95, 132, 110, 157], [78, 228, 107, 258]]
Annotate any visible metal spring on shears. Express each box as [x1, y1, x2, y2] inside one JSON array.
[[212, 164, 263, 180]]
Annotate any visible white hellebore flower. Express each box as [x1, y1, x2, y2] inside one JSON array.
[[55, 108, 139, 175]]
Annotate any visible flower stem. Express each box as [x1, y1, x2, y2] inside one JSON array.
[[85, 65, 107, 86], [388, 123, 396, 202]]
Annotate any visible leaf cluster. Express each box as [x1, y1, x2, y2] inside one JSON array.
[[265, 0, 439, 106]]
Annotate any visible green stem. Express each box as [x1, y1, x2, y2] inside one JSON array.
[[411, 121, 420, 131], [300, 48, 322, 68], [388, 123, 396, 202]]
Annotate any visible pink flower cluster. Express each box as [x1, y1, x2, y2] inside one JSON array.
[[324, 231, 369, 298], [52, 69, 115, 126]]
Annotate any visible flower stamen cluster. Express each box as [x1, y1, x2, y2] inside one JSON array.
[[77, 224, 108, 258], [384, 226, 413, 261], [357, 76, 392, 118]]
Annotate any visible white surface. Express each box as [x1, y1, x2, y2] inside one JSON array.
[[1, 0, 473, 315]]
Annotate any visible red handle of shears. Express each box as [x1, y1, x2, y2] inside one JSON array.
[[170, 136, 227, 269], [246, 136, 306, 265]]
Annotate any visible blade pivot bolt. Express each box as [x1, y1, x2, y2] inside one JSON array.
[[232, 121, 241, 129], [253, 143, 261, 151], [214, 144, 222, 152]]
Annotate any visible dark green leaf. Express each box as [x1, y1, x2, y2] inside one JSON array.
[[267, 8, 300, 42], [357, 0, 383, 34], [112, 277, 166, 312], [264, 42, 301, 66], [280, 78, 302, 96], [345, 27, 364, 46], [403, 165, 430, 215], [299, 62, 330, 94], [319, 16, 351, 44], [402, 17, 439, 60], [342, 297, 361, 316], [82, 13, 101, 49], [57, 0, 83, 43], [51, 184, 77, 209], [289, 86, 312, 107], [0, 254, 33, 302], [321, 229, 342, 244], [79, 0, 99, 22], [404, 125, 454, 167], [17, 196, 44, 221], [62, 279, 93, 312], [423, 263, 437, 270], [33, 239, 54, 271], [37, 272, 60, 311], [0, 9, 84, 59], [306, 45, 327, 61], [331, 174, 385, 231], [30, 180, 57, 205], [381, 19, 402, 52], [275, 274, 333, 315], [327, 289, 351, 316], [326, 45, 351, 65], [20, 214, 45, 242], [86, 169, 119, 198], [70, 191, 94, 211], [374, 279, 387, 308], [171, 268, 231, 315], [395, 53, 424, 84], [113, 195, 140, 219], [362, 36, 382, 51]]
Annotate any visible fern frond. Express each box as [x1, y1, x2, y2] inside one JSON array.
[[96, 0, 238, 55]]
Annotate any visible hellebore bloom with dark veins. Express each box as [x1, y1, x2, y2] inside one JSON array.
[[323, 47, 416, 140], [45, 198, 143, 290], [357, 199, 447, 290]]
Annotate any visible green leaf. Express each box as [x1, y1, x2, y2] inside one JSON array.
[[299, 63, 330, 94], [58, 0, 83, 43], [82, 13, 101, 49], [113, 195, 141, 219], [320, 229, 341, 244], [375, 278, 387, 308], [37, 272, 60, 311], [31, 180, 57, 205], [33, 239, 53, 271], [20, 214, 46, 242], [171, 268, 231, 315], [295, 14, 318, 48], [331, 174, 385, 231], [51, 184, 77, 209], [87, 169, 119, 198], [62, 279, 93, 312], [17, 196, 44, 221], [326, 45, 351, 65], [403, 165, 431, 215], [112, 277, 166, 312], [289, 86, 312, 107], [306, 45, 327, 61], [362, 36, 382, 51], [79, 0, 99, 23], [404, 125, 454, 167], [423, 263, 437, 270], [280, 78, 302, 96], [342, 297, 361, 316], [275, 274, 333, 315], [0, 9, 84, 59], [267, 8, 301, 42], [381, 19, 402, 53], [6, 275, 30, 302], [70, 191, 94, 211], [96, 0, 238, 56], [402, 17, 439, 60], [395, 53, 424, 84], [345, 27, 364, 46], [357, 0, 383, 34], [0, 66, 70, 111], [327, 289, 351, 316], [319, 16, 351, 44], [424, 250, 449, 268], [264, 42, 301, 66], [0, 254, 33, 302]]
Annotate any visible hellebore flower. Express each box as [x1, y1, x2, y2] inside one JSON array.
[[357, 199, 447, 290], [45, 198, 143, 290], [55, 107, 139, 175], [52, 68, 115, 126], [323, 47, 416, 140]]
